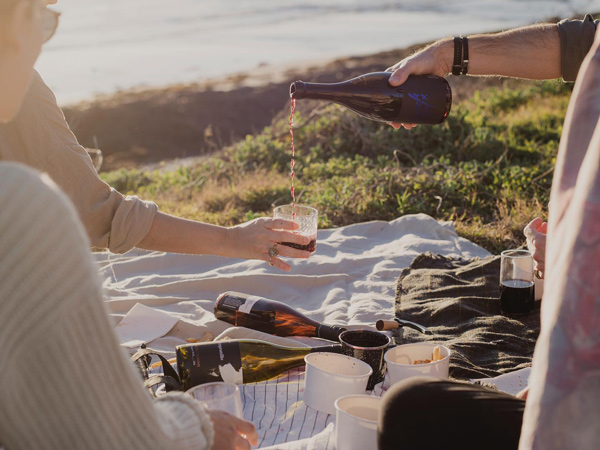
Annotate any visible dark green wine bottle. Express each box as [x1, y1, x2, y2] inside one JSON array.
[[176, 339, 341, 390], [290, 72, 451, 124]]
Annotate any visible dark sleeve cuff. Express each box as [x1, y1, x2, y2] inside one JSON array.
[[558, 14, 599, 82]]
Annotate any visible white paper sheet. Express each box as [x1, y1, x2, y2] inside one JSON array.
[[471, 367, 532, 396], [115, 302, 179, 348]]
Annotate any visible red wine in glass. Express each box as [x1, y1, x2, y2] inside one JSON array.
[[281, 237, 317, 253], [500, 279, 535, 315]]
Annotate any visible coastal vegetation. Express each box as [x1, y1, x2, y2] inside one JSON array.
[[100, 80, 570, 254]]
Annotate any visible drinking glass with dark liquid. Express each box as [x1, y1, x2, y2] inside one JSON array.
[[273, 204, 318, 253], [500, 249, 535, 315]]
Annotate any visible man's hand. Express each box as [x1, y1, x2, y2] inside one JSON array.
[[385, 23, 561, 130], [386, 40, 452, 130], [524, 217, 548, 278], [208, 410, 258, 450], [516, 386, 529, 400]]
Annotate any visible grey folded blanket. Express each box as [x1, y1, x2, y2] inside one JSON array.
[[395, 253, 540, 379]]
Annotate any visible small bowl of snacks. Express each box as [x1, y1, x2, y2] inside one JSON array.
[[384, 343, 451, 387]]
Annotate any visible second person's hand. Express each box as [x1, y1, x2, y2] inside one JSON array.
[[524, 217, 548, 278], [208, 409, 258, 450]]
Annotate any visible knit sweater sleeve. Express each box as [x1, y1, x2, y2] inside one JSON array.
[[0, 162, 213, 450]]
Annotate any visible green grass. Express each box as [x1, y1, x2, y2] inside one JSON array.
[[101, 80, 572, 254]]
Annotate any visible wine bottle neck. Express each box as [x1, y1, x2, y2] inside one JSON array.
[[290, 80, 346, 101], [316, 324, 347, 342]]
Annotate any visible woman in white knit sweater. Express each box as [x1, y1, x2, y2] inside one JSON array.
[[0, 1, 257, 449]]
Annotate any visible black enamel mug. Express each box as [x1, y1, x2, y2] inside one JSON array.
[[339, 329, 391, 390]]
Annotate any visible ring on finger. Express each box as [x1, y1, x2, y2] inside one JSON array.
[[535, 269, 543, 279], [268, 244, 279, 266]]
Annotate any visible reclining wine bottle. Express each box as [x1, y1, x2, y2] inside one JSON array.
[[215, 291, 346, 342], [289, 72, 451, 124], [176, 339, 341, 389]]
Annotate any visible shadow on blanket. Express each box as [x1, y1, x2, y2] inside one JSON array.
[[395, 253, 540, 379]]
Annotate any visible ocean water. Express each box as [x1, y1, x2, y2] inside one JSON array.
[[35, 0, 600, 105]]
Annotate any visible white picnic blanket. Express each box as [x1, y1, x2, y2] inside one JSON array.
[[95, 213, 490, 449]]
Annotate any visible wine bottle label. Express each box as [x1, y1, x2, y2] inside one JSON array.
[[176, 341, 243, 390], [217, 293, 276, 334], [220, 293, 246, 310], [238, 295, 261, 314]]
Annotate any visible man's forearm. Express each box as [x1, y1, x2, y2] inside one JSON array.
[[435, 23, 561, 80]]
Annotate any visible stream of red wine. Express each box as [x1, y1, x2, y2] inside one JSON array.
[[289, 98, 296, 219]]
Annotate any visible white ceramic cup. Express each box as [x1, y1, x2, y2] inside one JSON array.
[[303, 352, 372, 415], [384, 343, 451, 387], [335, 394, 382, 450]]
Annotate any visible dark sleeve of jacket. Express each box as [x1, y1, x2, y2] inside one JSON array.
[[558, 14, 599, 82]]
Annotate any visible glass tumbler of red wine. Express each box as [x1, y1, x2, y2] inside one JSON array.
[[500, 249, 535, 315], [273, 204, 318, 253]]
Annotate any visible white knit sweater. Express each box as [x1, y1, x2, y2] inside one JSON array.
[[0, 163, 214, 450]]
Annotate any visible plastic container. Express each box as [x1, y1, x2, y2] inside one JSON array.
[[384, 343, 451, 386], [335, 394, 382, 450], [303, 352, 372, 415]]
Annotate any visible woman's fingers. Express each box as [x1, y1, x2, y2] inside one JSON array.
[[233, 434, 252, 450], [272, 230, 310, 246], [268, 256, 292, 272], [276, 243, 311, 259], [207, 410, 257, 450], [532, 247, 545, 265], [263, 218, 299, 231], [235, 417, 259, 447], [265, 243, 311, 271], [241, 217, 315, 269], [524, 217, 544, 238]]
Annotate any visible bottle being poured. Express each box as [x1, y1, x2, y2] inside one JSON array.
[[290, 72, 452, 125]]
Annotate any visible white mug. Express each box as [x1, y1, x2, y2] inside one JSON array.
[[335, 394, 382, 450], [303, 352, 372, 415]]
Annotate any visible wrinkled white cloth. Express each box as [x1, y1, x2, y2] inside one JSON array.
[[97, 213, 490, 358], [98, 213, 489, 449]]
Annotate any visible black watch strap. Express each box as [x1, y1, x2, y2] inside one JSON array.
[[461, 37, 469, 75], [452, 37, 463, 76]]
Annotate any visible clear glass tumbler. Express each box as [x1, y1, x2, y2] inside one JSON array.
[[500, 249, 535, 315], [187, 382, 243, 418], [273, 204, 318, 254]]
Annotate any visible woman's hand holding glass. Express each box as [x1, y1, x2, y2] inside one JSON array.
[[229, 217, 311, 272], [188, 382, 258, 450], [207, 410, 258, 450]]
